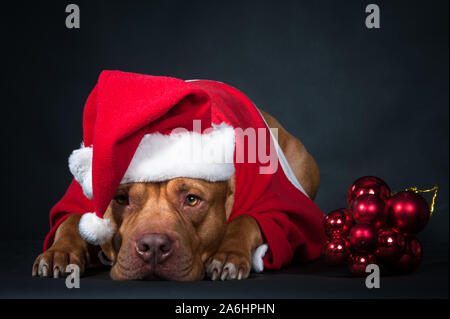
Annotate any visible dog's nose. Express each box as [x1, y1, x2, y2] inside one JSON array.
[[135, 233, 173, 264]]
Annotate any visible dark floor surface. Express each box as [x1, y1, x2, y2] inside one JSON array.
[[0, 240, 447, 299]]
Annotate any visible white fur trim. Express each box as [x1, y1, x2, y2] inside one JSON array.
[[68, 123, 235, 198], [122, 122, 235, 183], [68, 144, 93, 199], [251, 243, 268, 273], [78, 212, 114, 245]]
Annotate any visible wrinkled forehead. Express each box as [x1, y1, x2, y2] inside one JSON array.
[[115, 178, 230, 199]]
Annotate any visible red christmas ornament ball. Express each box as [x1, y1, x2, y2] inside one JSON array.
[[324, 209, 353, 238], [374, 227, 406, 264], [349, 224, 377, 253], [351, 194, 388, 228], [321, 238, 350, 266], [390, 237, 423, 273], [388, 191, 430, 234], [347, 176, 391, 206], [347, 253, 376, 277]]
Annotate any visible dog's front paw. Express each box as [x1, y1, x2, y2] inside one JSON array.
[[32, 247, 87, 278], [205, 249, 251, 281]]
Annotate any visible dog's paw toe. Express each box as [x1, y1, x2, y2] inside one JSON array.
[[32, 249, 85, 278], [206, 251, 251, 281]]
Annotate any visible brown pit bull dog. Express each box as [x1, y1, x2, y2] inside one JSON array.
[[33, 111, 319, 281], [32, 73, 323, 281]]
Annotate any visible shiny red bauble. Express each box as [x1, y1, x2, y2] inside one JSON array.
[[390, 237, 423, 273], [347, 254, 376, 277], [348, 224, 377, 253], [351, 194, 388, 228], [374, 227, 406, 264], [324, 209, 353, 238], [388, 191, 430, 234], [347, 176, 391, 206], [321, 238, 350, 266]]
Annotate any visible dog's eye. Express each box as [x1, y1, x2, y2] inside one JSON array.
[[114, 194, 129, 206], [185, 194, 200, 207]]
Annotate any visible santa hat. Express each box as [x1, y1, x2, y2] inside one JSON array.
[[68, 71, 235, 245]]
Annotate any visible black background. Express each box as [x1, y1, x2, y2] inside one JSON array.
[[0, 0, 448, 298]]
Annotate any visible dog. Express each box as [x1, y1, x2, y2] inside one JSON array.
[[32, 74, 322, 281]]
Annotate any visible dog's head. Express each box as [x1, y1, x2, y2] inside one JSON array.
[[100, 177, 235, 281]]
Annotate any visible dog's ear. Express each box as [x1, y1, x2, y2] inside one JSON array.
[[224, 175, 235, 220]]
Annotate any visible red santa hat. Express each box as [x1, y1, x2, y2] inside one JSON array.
[[69, 71, 235, 245]]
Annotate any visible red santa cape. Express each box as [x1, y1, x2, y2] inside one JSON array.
[[44, 71, 326, 271]]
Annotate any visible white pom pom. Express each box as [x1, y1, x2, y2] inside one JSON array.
[[252, 243, 269, 273], [78, 212, 114, 245], [68, 144, 93, 199]]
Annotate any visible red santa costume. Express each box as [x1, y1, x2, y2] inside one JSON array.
[[44, 70, 326, 272]]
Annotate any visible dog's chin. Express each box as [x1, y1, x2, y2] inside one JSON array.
[[110, 267, 165, 281], [109, 262, 204, 281]]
